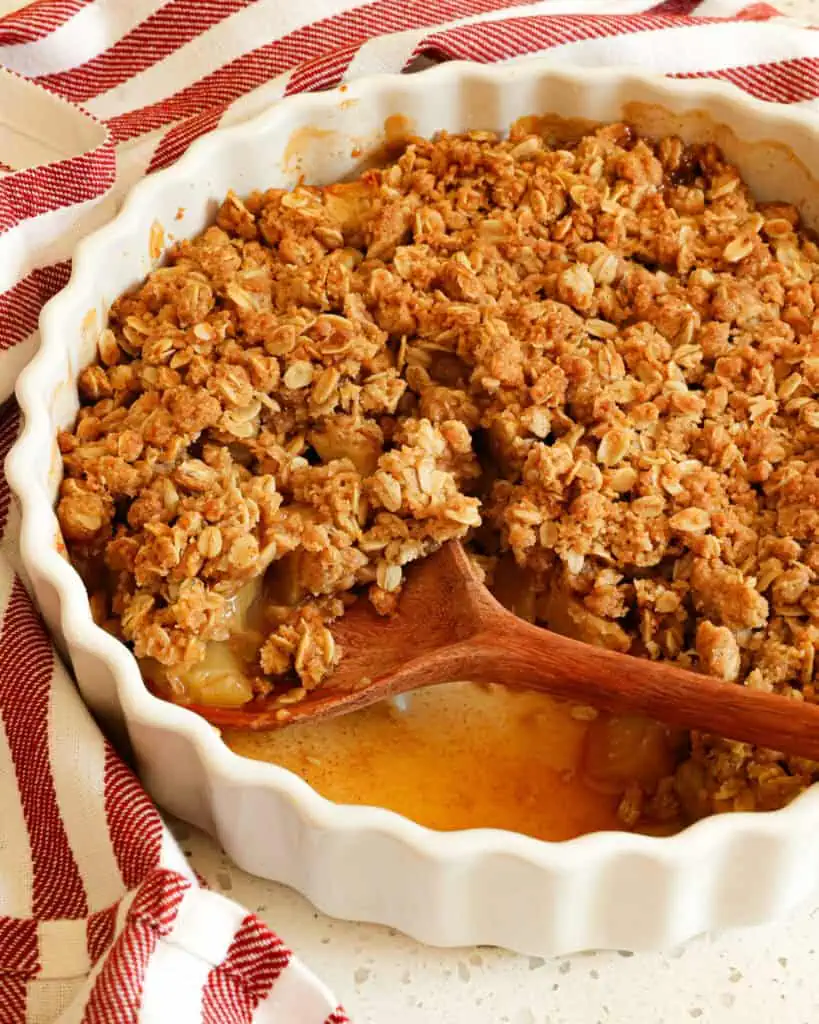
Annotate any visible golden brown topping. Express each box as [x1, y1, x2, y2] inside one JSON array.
[[59, 120, 819, 827]]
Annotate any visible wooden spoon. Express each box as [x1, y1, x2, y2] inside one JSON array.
[[191, 541, 819, 760]]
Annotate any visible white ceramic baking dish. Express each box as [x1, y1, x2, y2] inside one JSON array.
[[10, 59, 819, 956]]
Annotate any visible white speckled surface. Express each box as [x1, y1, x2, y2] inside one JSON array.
[[161, 0, 812, 1018], [779, 0, 819, 13], [172, 3, 819, 1019], [171, 814, 819, 1023], [778, 0, 819, 12]]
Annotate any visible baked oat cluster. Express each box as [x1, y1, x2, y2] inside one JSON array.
[[58, 120, 819, 826]]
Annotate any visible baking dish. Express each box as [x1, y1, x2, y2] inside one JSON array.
[[10, 59, 819, 956]]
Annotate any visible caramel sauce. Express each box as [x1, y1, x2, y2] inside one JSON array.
[[382, 113, 416, 148], [283, 126, 340, 173], [225, 682, 626, 841]]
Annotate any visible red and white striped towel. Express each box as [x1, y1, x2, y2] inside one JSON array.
[[2, 0, 819, 1020]]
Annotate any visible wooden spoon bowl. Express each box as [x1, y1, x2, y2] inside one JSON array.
[[188, 541, 819, 761]]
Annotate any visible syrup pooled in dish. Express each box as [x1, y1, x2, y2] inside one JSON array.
[[58, 119, 819, 836], [227, 687, 626, 841], [227, 685, 684, 841]]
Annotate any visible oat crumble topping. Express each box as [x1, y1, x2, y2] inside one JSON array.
[[58, 120, 819, 828]]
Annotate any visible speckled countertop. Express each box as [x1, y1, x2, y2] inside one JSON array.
[[173, 810, 819, 1023], [175, 2, 819, 1020]]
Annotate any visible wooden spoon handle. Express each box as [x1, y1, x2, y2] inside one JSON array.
[[462, 620, 819, 761]]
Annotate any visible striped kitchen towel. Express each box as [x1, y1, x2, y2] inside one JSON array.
[[1, 0, 817, 1020]]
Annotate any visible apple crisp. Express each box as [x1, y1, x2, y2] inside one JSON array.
[[58, 119, 819, 828]]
